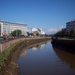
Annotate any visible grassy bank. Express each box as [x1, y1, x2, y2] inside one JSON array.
[[0, 40, 23, 71], [0, 38, 50, 74], [58, 37, 74, 40]]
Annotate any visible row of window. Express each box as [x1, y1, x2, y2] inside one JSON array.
[[0, 23, 27, 35]]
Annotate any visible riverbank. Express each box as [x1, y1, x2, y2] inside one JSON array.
[[0, 37, 51, 52], [0, 37, 51, 75], [51, 37, 75, 54]]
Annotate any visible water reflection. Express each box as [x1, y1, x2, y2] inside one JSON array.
[[32, 43, 45, 51], [52, 46, 75, 70], [20, 42, 46, 57], [20, 49, 27, 57], [17, 41, 75, 75]]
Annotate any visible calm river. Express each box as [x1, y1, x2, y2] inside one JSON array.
[[17, 41, 75, 75]]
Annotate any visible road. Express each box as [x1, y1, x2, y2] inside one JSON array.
[[0, 38, 4, 43]]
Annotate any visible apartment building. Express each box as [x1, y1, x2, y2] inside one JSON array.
[[0, 20, 28, 36], [66, 19, 75, 31]]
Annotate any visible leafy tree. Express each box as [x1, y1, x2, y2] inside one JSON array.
[[36, 33, 39, 36], [70, 29, 75, 37], [54, 29, 75, 38], [11, 30, 22, 36], [66, 31, 70, 37], [54, 30, 62, 37], [27, 32, 33, 36], [54, 30, 67, 37], [27, 32, 31, 36]]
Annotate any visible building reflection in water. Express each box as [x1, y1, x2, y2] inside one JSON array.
[[20, 50, 27, 57], [32, 43, 45, 51], [20, 42, 46, 57], [52, 46, 75, 70]]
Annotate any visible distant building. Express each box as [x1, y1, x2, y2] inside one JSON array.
[[31, 28, 45, 36], [0, 20, 28, 36], [66, 19, 75, 31]]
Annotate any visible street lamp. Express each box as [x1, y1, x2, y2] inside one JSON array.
[[16, 29, 17, 38]]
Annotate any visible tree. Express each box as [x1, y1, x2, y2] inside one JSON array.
[[54, 29, 67, 37], [36, 33, 39, 36], [27, 32, 30, 36], [11, 30, 22, 36], [54, 30, 62, 37], [70, 29, 75, 37], [27, 32, 33, 36], [66, 31, 70, 37]]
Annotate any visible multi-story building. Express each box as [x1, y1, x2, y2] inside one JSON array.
[[0, 20, 28, 36], [66, 19, 75, 31]]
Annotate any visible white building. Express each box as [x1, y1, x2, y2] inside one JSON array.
[[0, 20, 28, 36], [31, 28, 45, 36]]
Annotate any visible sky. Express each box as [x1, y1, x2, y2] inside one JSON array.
[[0, 0, 75, 34]]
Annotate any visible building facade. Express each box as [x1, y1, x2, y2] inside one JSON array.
[[66, 19, 75, 31], [0, 20, 28, 36]]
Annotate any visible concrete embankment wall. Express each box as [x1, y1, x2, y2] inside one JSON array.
[[0, 37, 50, 53], [51, 38, 75, 54]]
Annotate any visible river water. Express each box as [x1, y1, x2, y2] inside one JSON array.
[[17, 41, 75, 75]]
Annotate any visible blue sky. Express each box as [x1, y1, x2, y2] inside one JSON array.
[[0, 0, 75, 34]]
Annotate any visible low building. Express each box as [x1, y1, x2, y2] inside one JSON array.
[[0, 20, 28, 36], [31, 28, 45, 36]]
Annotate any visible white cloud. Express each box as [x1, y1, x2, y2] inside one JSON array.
[[47, 25, 63, 34]]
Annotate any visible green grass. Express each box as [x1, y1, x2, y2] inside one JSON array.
[[58, 37, 74, 40], [0, 40, 23, 70]]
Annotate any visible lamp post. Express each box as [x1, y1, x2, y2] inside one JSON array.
[[16, 29, 17, 38]]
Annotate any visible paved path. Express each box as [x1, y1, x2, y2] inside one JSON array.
[[0, 37, 51, 44], [0, 38, 5, 43], [0, 37, 22, 43]]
